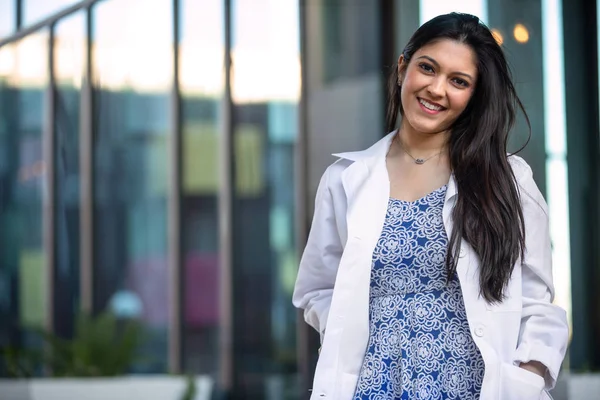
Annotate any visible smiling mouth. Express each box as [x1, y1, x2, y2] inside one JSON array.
[[418, 97, 446, 112]]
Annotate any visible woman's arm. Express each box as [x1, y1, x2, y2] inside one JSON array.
[[512, 157, 570, 388], [292, 166, 344, 343], [519, 360, 547, 377]]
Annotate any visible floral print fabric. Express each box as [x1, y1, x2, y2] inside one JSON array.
[[353, 185, 484, 400]]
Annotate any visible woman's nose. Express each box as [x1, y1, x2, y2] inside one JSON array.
[[427, 78, 445, 98]]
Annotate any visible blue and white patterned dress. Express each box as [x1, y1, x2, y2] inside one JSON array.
[[353, 185, 484, 400]]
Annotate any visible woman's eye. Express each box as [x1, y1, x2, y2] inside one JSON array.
[[418, 63, 434, 73], [453, 78, 469, 87]]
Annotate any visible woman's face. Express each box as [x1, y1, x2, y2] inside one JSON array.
[[399, 39, 477, 135]]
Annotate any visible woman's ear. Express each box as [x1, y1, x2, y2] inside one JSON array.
[[397, 54, 407, 85]]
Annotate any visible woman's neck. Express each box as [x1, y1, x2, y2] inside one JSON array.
[[397, 119, 450, 156]]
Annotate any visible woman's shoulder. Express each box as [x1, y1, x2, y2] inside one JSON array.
[[328, 157, 355, 172], [507, 154, 548, 211], [507, 153, 533, 180], [320, 158, 353, 190]]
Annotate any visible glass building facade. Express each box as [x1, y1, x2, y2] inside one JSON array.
[[0, 0, 598, 398]]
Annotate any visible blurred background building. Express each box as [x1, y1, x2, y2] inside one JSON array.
[[0, 0, 598, 399]]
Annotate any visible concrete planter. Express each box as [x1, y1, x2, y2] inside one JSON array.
[[0, 375, 213, 400], [539, 372, 600, 400], [568, 373, 600, 400]]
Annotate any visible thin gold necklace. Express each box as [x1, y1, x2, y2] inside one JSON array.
[[397, 135, 443, 165]]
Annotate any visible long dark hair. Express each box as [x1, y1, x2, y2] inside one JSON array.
[[387, 13, 530, 303]]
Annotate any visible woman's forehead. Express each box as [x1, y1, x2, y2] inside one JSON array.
[[413, 39, 478, 73]]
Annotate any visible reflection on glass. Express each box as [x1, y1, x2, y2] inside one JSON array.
[[420, 0, 487, 24], [53, 12, 85, 339], [23, 0, 78, 26], [231, 0, 300, 397], [541, 0, 571, 336], [0, 32, 49, 376], [91, 0, 172, 373], [180, 0, 223, 375], [232, 0, 300, 103], [0, 0, 15, 39]]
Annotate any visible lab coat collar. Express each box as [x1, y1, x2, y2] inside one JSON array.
[[331, 130, 457, 200]]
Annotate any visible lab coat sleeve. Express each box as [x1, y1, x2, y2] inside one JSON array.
[[292, 166, 344, 343], [512, 157, 569, 390]]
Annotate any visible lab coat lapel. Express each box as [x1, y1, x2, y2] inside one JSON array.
[[339, 156, 390, 381], [332, 135, 393, 387]]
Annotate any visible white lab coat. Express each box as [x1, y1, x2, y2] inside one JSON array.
[[293, 131, 569, 400]]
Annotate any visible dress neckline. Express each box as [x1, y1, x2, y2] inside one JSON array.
[[389, 184, 448, 204]]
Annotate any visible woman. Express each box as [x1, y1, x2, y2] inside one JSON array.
[[293, 12, 569, 400]]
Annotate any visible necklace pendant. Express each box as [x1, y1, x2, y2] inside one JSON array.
[[415, 158, 425, 165]]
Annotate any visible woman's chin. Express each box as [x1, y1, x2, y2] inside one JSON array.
[[402, 115, 449, 134], [405, 123, 448, 135]]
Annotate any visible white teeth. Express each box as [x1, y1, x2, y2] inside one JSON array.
[[419, 98, 443, 111]]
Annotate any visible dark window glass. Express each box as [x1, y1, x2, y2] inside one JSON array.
[[304, 0, 383, 191], [0, 32, 49, 376], [231, 0, 300, 397], [53, 11, 85, 339], [91, 0, 173, 373], [180, 0, 224, 376], [320, 0, 380, 83]]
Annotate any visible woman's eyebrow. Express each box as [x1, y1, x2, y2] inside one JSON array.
[[416, 55, 474, 80]]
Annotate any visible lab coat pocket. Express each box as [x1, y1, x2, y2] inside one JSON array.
[[499, 363, 545, 400]]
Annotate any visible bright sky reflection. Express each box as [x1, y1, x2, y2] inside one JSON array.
[[1, 0, 300, 103]]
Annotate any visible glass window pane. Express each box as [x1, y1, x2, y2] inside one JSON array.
[[231, 0, 300, 397], [304, 0, 383, 191], [0, 32, 49, 375], [53, 12, 85, 339], [23, 0, 78, 27], [0, 0, 16, 38], [92, 0, 173, 373], [180, 0, 223, 375]]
